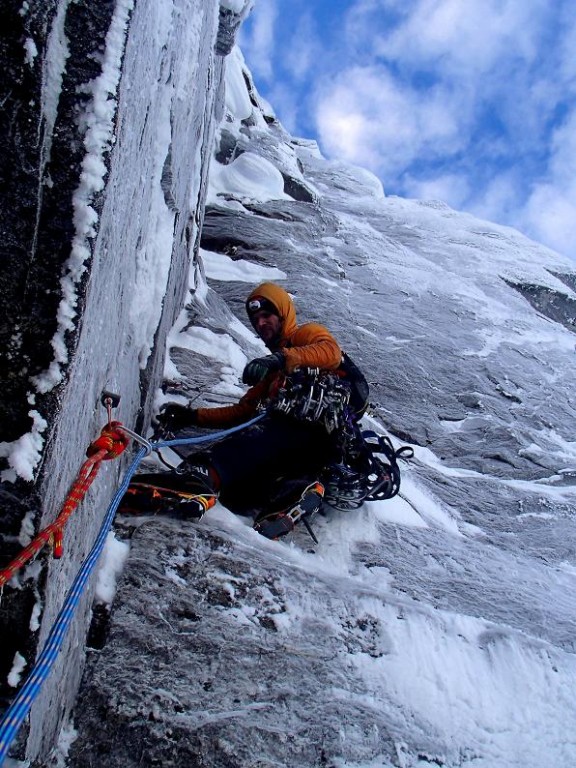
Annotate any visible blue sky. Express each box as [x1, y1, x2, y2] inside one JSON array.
[[239, 0, 576, 261]]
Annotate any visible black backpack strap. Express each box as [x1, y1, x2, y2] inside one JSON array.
[[339, 352, 370, 418]]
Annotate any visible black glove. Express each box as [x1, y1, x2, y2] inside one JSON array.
[[155, 403, 199, 432], [242, 352, 285, 385]]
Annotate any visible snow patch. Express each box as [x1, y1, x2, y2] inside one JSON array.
[[200, 248, 286, 283], [208, 152, 291, 204], [7, 652, 27, 688], [167, 322, 247, 396], [95, 532, 130, 606], [220, 0, 252, 13], [368, 495, 428, 529], [129, 60, 176, 367], [52, 718, 79, 768], [18, 509, 37, 546], [224, 46, 254, 121], [23, 37, 38, 66], [0, 410, 48, 483], [30, 599, 43, 632]]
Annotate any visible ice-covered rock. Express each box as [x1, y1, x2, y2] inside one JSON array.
[[2, 2, 576, 767], [0, 0, 237, 761]]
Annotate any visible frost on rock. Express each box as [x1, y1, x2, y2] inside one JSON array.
[[216, 0, 254, 56], [209, 152, 291, 203], [33, 0, 135, 396], [0, 410, 47, 483], [0, 0, 228, 763], [69, 520, 576, 768], [3, 1, 576, 767], [94, 532, 130, 607]]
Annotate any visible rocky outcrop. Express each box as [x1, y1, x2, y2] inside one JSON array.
[[3, 2, 576, 766], [0, 0, 241, 762]]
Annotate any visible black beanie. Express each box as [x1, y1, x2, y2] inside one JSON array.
[[246, 296, 279, 318]]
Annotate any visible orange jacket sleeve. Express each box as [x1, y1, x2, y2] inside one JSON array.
[[195, 378, 269, 429], [195, 323, 341, 428], [282, 323, 342, 372]]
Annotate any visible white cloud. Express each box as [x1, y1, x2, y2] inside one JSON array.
[[466, 110, 576, 258], [403, 172, 472, 210], [469, 172, 524, 225], [520, 110, 576, 257], [370, 0, 547, 77], [238, 0, 278, 83], [558, 13, 576, 83], [283, 11, 318, 83], [240, 0, 576, 259], [341, 0, 562, 150], [524, 187, 576, 257], [262, 82, 300, 134], [314, 66, 469, 178]]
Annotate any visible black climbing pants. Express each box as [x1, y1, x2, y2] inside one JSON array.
[[191, 414, 337, 514]]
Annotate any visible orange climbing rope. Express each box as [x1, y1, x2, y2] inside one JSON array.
[[0, 421, 130, 589]]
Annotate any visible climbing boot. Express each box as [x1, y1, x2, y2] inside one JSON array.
[[254, 481, 324, 540], [119, 465, 218, 520]]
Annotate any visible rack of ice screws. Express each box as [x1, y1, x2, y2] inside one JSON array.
[[271, 369, 352, 432]]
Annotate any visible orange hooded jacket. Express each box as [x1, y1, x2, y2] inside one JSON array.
[[196, 283, 342, 428]]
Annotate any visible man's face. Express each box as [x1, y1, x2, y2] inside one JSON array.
[[251, 310, 282, 346]]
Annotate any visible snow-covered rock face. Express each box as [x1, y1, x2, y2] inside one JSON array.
[[65, 45, 576, 768], [3, 6, 576, 766], [0, 0, 237, 761]]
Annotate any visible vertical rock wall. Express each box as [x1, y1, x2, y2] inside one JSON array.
[[0, 0, 245, 761]]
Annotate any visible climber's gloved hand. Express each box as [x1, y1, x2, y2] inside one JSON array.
[[242, 352, 285, 385], [155, 403, 199, 432]]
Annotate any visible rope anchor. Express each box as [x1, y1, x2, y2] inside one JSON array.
[[101, 390, 152, 451], [101, 390, 121, 426], [0, 419, 130, 590], [0, 413, 266, 764]]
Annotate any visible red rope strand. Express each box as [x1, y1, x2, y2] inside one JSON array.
[[0, 422, 129, 589]]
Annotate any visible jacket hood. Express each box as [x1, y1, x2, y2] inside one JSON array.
[[246, 283, 298, 342]]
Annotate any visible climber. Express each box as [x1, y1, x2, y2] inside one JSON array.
[[120, 282, 369, 539]]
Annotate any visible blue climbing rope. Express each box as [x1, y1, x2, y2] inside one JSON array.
[[154, 412, 265, 450], [0, 414, 264, 765]]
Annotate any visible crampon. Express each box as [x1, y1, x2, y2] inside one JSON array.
[[253, 481, 324, 541]]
